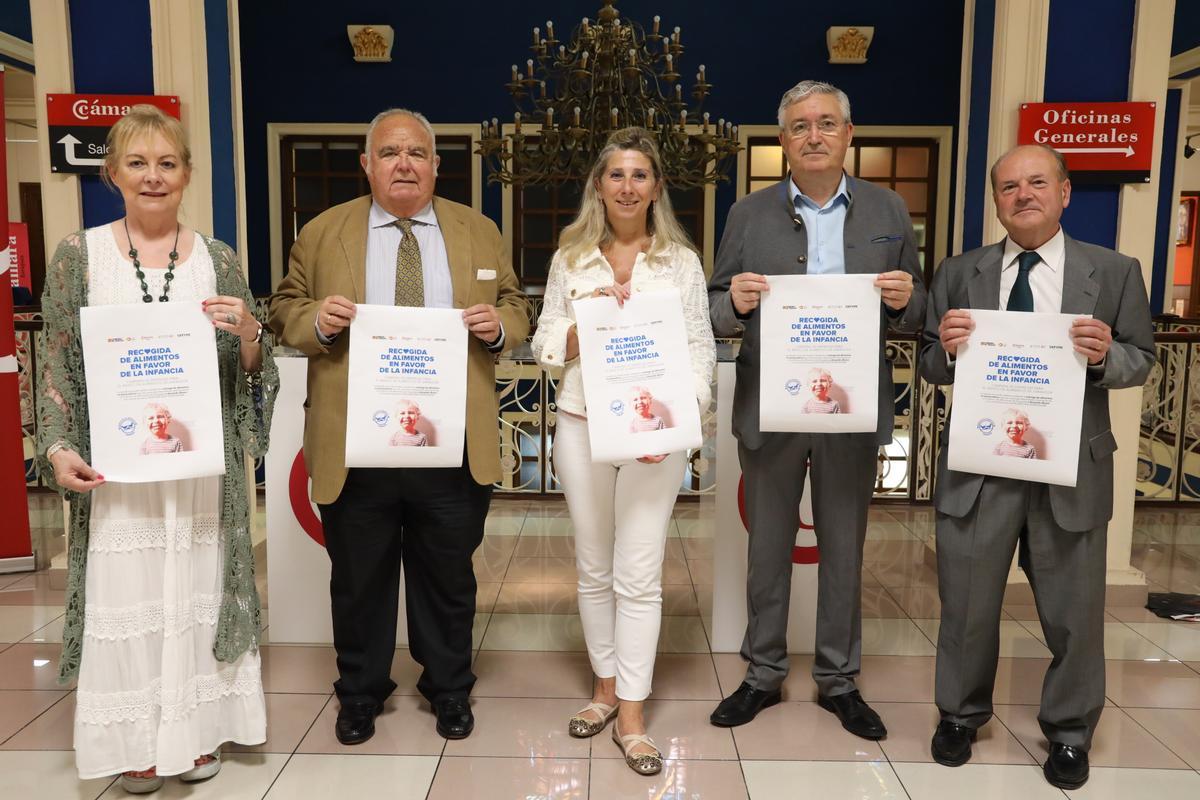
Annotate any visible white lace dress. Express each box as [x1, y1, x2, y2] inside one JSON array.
[[73, 225, 266, 779]]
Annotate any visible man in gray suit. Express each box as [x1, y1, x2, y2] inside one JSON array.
[[708, 81, 926, 738], [919, 144, 1154, 789]]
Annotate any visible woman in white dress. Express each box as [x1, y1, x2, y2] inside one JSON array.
[[532, 127, 715, 775], [36, 105, 277, 793]]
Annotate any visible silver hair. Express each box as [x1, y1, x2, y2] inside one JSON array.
[[777, 80, 853, 128], [364, 108, 437, 164]]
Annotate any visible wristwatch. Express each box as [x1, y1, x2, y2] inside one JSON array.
[[243, 320, 264, 345]]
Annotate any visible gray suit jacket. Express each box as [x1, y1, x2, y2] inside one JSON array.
[[919, 234, 1155, 531], [709, 176, 927, 448]]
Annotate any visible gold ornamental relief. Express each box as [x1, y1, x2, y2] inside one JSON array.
[[346, 25, 394, 62], [826, 26, 874, 64]]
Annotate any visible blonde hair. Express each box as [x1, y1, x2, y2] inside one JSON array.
[[556, 127, 695, 267], [102, 104, 192, 193]]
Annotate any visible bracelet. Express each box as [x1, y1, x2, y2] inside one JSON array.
[[241, 321, 264, 345], [46, 440, 69, 459]]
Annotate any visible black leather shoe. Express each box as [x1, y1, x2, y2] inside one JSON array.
[[816, 690, 887, 740], [434, 697, 474, 739], [1043, 742, 1089, 789], [709, 682, 782, 727], [930, 720, 976, 766], [335, 701, 384, 745]]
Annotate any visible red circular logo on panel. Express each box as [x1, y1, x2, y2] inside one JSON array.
[[288, 450, 325, 547], [737, 475, 819, 564]]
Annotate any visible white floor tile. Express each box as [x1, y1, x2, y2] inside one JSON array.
[[0, 750, 115, 798], [891, 762, 1067, 800], [1122, 622, 1200, 661], [1067, 767, 1200, 799], [861, 618, 938, 656], [264, 754, 438, 799], [0, 606, 64, 644], [741, 759, 907, 799]]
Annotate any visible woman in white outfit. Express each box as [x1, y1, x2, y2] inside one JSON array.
[[36, 105, 276, 794], [532, 127, 715, 775]]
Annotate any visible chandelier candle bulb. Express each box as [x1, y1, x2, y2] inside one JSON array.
[[476, 1, 740, 186]]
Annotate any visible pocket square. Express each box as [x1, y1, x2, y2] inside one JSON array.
[[476, 268, 497, 280], [870, 234, 903, 243]]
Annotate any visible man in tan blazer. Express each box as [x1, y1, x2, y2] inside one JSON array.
[[269, 108, 530, 745]]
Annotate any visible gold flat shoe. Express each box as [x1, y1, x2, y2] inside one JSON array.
[[568, 701, 617, 737], [612, 719, 663, 775]]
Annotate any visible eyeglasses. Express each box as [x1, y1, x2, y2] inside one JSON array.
[[787, 119, 844, 137]]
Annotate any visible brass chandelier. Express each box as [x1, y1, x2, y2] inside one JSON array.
[[477, 0, 740, 188]]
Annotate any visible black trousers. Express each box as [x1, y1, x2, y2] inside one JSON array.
[[318, 463, 491, 706]]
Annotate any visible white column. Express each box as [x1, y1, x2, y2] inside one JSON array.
[[1106, 0, 1176, 596], [29, 0, 81, 260], [149, 0, 213, 237], [982, 0, 1050, 246]]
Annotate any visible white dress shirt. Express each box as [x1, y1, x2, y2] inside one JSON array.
[[999, 227, 1065, 312], [365, 200, 454, 308]]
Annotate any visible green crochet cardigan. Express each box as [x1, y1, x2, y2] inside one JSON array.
[[35, 229, 280, 684]]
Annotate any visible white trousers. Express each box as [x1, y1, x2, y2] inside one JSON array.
[[553, 413, 685, 701]]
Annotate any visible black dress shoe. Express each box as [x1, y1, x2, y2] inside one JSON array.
[[816, 690, 887, 740], [1043, 742, 1089, 789], [930, 720, 976, 767], [335, 701, 384, 745], [434, 697, 474, 739], [709, 682, 782, 727]]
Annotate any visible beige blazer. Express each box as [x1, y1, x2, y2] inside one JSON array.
[[268, 195, 531, 504]]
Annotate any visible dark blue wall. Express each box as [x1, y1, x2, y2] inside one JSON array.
[[68, 0, 155, 230], [1173, 1, 1200, 56], [0, 2, 32, 42], [961, 0, 995, 253], [0, 1, 33, 71], [1044, 0, 1134, 252], [205, 0, 238, 249], [238, 0, 965, 293], [1153, 87, 1182, 315]]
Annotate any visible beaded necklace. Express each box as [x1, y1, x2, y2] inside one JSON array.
[[124, 217, 180, 303]]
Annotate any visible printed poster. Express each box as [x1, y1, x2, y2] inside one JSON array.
[[947, 309, 1087, 486], [759, 274, 881, 433], [573, 288, 702, 463], [80, 303, 225, 482], [345, 305, 467, 468]]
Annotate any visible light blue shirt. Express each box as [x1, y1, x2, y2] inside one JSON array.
[[787, 174, 851, 275], [365, 200, 454, 308]]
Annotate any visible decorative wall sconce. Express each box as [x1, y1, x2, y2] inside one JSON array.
[[347, 25, 394, 62], [826, 26, 874, 64]]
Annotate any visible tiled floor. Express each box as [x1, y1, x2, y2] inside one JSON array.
[[3, 497, 1200, 798]]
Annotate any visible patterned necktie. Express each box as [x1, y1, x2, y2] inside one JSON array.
[[1006, 250, 1038, 312], [393, 218, 424, 307]]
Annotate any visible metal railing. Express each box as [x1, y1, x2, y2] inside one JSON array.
[[16, 304, 1188, 502]]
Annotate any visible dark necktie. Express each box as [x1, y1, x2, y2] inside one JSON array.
[[394, 218, 424, 307], [1006, 250, 1038, 312]]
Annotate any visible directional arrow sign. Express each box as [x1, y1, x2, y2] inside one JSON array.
[[1018, 102, 1155, 184], [57, 133, 105, 167], [45, 93, 179, 174], [1055, 145, 1136, 157]]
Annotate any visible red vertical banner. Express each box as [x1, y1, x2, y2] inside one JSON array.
[[0, 65, 34, 567]]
